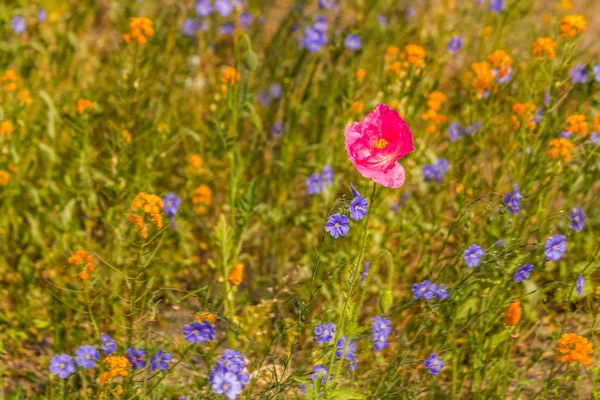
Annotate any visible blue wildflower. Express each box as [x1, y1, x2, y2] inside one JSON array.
[[209, 350, 249, 399], [306, 173, 323, 195], [302, 27, 327, 52], [239, 12, 253, 29], [325, 214, 350, 239], [182, 19, 198, 36], [299, 365, 331, 394], [183, 321, 216, 344], [269, 83, 282, 99], [314, 322, 335, 344], [318, 0, 336, 10], [272, 121, 284, 138], [217, 22, 235, 36], [377, 15, 387, 28], [489, 0, 505, 13], [569, 207, 586, 232], [150, 350, 173, 371], [335, 337, 356, 361], [464, 244, 484, 268], [576, 274, 584, 297], [466, 121, 482, 135], [321, 165, 334, 186], [594, 65, 600, 83], [344, 34, 361, 51], [38, 7, 48, 23], [545, 234, 566, 261], [349, 184, 368, 221], [447, 35, 463, 55], [447, 122, 464, 142], [513, 264, 533, 282], [423, 159, 449, 183], [12, 16, 26, 34], [570, 63, 588, 84], [371, 316, 391, 351], [127, 347, 147, 370], [214, 0, 233, 17], [424, 353, 444, 374], [49, 354, 76, 379], [412, 280, 435, 300], [75, 345, 100, 369], [100, 334, 117, 355], [360, 261, 370, 286], [211, 370, 243, 400], [313, 16, 328, 32], [503, 183, 523, 214], [435, 284, 449, 299], [195, 0, 212, 16], [163, 193, 181, 228]]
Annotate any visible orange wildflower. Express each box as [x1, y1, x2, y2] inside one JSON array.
[[350, 101, 364, 114], [556, 333, 592, 366], [228, 263, 245, 286], [564, 114, 588, 137], [68, 250, 95, 280], [121, 130, 132, 144], [77, 99, 93, 115], [560, 14, 586, 38], [593, 114, 600, 133], [403, 45, 426, 67], [548, 138, 574, 162], [188, 155, 204, 173], [0, 171, 9, 185], [505, 300, 522, 327], [122, 17, 155, 44], [426, 91, 447, 112], [471, 61, 494, 96], [221, 66, 241, 85], [129, 193, 164, 237], [0, 121, 14, 136], [532, 37, 558, 60], [192, 184, 212, 214], [18, 89, 32, 105], [356, 69, 365, 81], [511, 102, 537, 130], [196, 311, 217, 324], [1, 70, 20, 91], [487, 50, 512, 78], [100, 356, 130, 383]]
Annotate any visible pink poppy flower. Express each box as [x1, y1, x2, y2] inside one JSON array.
[[344, 104, 414, 188]]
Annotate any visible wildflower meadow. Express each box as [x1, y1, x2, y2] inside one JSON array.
[[1, 0, 600, 399]]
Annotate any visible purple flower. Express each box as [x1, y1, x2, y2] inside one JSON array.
[[318, 0, 336, 10], [545, 234, 566, 261], [576, 274, 584, 297], [163, 193, 181, 227], [257, 91, 271, 106], [560, 131, 572, 139], [412, 280, 435, 300], [195, 0, 212, 16], [348, 182, 368, 221], [464, 244, 484, 268], [530, 109, 544, 124], [594, 65, 600, 83], [435, 284, 449, 299], [570, 63, 588, 85], [313, 16, 328, 32], [335, 337, 356, 361], [215, 350, 247, 374], [503, 183, 523, 215], [271, 121, 284, 138], [377, 15, 387, 28], [544, 91, 551, 106], [239, 12, 253, 29], [269, 83, 282, 99], [513, 264, 533, 282], [215, 0, 233, 17], [424, 353, 444, 375], [183, 321, 216, 344], [75, 345, 100, 369], [447, 122, 464, 142], [182, 18, 198, 36], [423, 159, 449, 183], [344, 34, 361, 51], [12, 16, 26, 34], [591, 132, 599, 144], [569, 207, 586, 232], [360, 261, 370, 287], [38, 7, 48, 23], [325, 214, 350, 238], [489, 0, 505, 12], [217, 22, 235, 36], [211, 370, 243, 400], [150, 350, 173, 371], [495, 67, 513, 84], [127, 347, 147, 370], [314, 322, 335, 344], [49, 354, 76, 379], [306, 172, 323, 195], [466, 121, 482, 135], [447, 35, 463, 55], [300, 365, 331, 394], [321, 165, 334, 186], [371, 316, 391, 351], [301, 27, 327, 52], [100, 334, 117, 355]]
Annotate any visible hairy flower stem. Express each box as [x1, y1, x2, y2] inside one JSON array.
[[327, 183, 377, 389]]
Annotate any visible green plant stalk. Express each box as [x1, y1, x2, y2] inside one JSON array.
[[327, 183, 377, 389]]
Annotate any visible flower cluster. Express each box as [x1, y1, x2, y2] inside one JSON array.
[[548, 138, 574, 162], [503, 183, 523, 215], [192, 184, 212, 214], [335, 337, 357, 370], [68, 249, 95, 280], [162, 193, 181, 228], [314, 322, 335, 345], [422, 91, 448, 133], [564, 114, 588, 137], [129, 192, 165, 238], [488, 50, 513, 84], [424, 353, 444, 375], [511, 102, 539, 131], [422, 159, 449, 183], [560, 14, 586, 38], [447, 121, 481, 142], [299, 365, 332, 395], [209, 350, 250, 400], [532, 37, 558, 60], [371, 316, 391, 351], [556, 333, 592, 366], [412, 280, 449, 300], [306, 165, 334, 195], [76, 98, 93, 115], [183, 320, 216, 344], [122, 17, 155, 44], [324, 182, 369, 238], [100, 355, 130, 383]]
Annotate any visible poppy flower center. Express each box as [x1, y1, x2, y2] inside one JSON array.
[[374, 138, 388, 149]]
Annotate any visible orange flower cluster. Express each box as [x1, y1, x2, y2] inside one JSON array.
[[0, 170, 9, 185], [221, 66, 241, 85], [188, 155, 204, 174], [556, 333, 592, 366], [422, 91, 448, 133], [560, 14, 586, 38], [196, 311, 216, 324], [505, 300, 522, 327], [350, 101, 364, 114], [228, 263, 245, 286], [122, 17, 155, 44], [487, 50, 512, 79], [1, 70, 20, 92], [68, 250, 95, 280], [100, 356, 130, 383], [594, 114, 600, 133], [129, 193, 164, 238], [355, 69, 366, 81], [18, 89, 32, 105], [385, 44, 427, 75], [549, 138, 574, 162], [564, 114, 588, 137], [511, 102, 537, 130], [532, 37, 558, 60], [77, 99, 93, 115], [471, 61, 494, 97], [403, 45, 427, 67], [0, 121, 14, 137], [192, 185, 212, 214]]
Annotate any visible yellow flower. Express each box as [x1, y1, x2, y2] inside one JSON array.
[[221, 66, 241, 85], [0, 171, 9, 185], [560, 14, 586, 38], [77, 99, 93, 115], [0, 121, 14, 136], [556, 333, 592, 366], [228, 263, 245, 286], [548, 138, 574, 162], [532, 37, 558, 60], [564, 114, 588, 137], [122, 17, 155, 44], [129, 193, 164, 237]]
